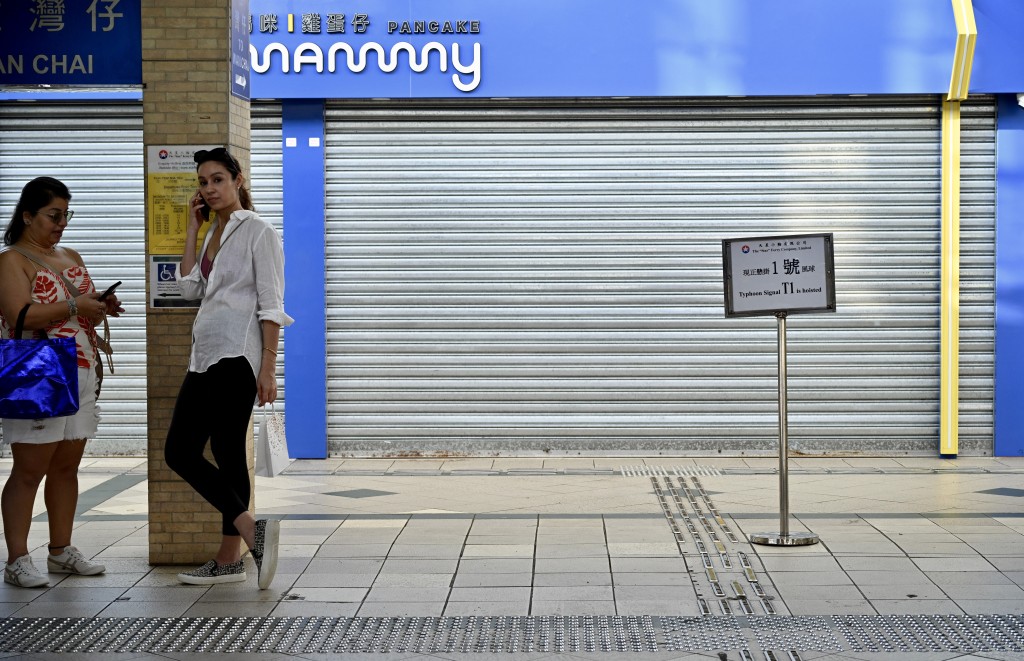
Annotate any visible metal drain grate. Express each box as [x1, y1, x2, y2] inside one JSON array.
[[1, 614, 1023, 655]]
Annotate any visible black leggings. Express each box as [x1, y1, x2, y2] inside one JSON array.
[[164, 356, 257, 536]]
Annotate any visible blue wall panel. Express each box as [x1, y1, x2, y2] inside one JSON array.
[[995, 95, 1024, 457], [282, 100, 328, 459]]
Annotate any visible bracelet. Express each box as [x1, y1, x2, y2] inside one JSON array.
[[66, 297, 78, 318], [263, 347, 277, 355]]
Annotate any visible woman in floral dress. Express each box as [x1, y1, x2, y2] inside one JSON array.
[[0, 177, 123, 588]]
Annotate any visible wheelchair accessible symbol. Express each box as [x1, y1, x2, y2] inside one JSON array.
[[158, 263, 176, 281], [150, 257, 193, 308]]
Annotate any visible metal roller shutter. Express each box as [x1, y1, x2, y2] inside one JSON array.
[[250, 102, 287, 412], [322, 96, 995, 455], [0, 102, 146, 454]]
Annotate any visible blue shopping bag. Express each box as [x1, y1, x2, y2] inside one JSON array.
[[0, 305, 79, 419]]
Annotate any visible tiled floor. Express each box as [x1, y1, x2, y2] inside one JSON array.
[[0, 455, 1023, 660]]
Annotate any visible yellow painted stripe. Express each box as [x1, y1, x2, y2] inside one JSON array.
[[288, 14, 295, 33], [940, 99, 961, 456], [948, 0, 977, 101]]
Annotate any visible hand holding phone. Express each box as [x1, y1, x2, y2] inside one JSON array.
[[99, 281, 122, 301], [193, 192, 211, 222]]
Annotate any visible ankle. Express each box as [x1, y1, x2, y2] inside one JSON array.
[[213, 555, 241, 566], [232, 513, 257, 547], [213, 545, 241, 566], [48, 544, 69, 556]]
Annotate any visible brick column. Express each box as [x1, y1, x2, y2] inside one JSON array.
[[143, 0, 254, 565]]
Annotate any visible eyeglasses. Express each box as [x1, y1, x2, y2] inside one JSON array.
[[36, 210, 74, 223]]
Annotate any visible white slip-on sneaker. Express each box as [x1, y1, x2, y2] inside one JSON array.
[[4, 555, 49, 588], [47, 545, 106, 576], [252, 518, 280, 590]]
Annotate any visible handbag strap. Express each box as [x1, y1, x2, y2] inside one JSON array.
[[260, 403, 278, 430], [14, 304, 31, 340], [7, 245, 80, 296], [0, 248, 49, 340]]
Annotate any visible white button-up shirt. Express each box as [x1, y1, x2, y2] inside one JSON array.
[[176, 210, 294, 378]]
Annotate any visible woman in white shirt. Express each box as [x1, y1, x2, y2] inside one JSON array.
[[164, 147, 294, 590]]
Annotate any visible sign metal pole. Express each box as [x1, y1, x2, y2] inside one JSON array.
[[749, 312, 819, 547], [723, 232, 833, 547]]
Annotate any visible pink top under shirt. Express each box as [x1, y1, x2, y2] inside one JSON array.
[[200, 251, 213, 279]]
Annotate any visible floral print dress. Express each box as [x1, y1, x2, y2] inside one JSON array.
[[0, 266, 98, 370]]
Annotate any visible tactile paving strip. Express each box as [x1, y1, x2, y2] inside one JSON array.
[[621, 465, 723, 477], [659, 615, 745, 651], [748, 615, 843, 654], [0, 616, 658, 655], [651, 475, 779, 616], [833, 614, 1024, 653], [0, 615, 1022, 655]]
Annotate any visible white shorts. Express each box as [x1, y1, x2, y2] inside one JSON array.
[[1, 367, 99, 445]]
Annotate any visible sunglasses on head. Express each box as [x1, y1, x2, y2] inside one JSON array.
[[194, 147, 240, 169]]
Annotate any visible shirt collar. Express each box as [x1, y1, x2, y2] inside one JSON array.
[[224, 208, 256, 226], [218, 209, 255, 237]]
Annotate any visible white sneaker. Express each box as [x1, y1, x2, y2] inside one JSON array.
[[252, 519, 280, 590], [46, 545, 106, 576], [4, 555, 48, 588]]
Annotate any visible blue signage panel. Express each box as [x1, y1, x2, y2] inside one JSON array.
[[248, 0, 1024, 100], [0, 0, 142, 86], [231, 0, 251, 100]]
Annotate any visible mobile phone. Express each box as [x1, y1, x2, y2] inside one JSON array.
[[98, 281, 122, 301], [195, 193, 211, 220]]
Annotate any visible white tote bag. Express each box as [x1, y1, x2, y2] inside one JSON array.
[[256, 405, 290, 477]]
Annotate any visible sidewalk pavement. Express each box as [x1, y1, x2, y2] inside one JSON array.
[[1, 455, 1023, 661]]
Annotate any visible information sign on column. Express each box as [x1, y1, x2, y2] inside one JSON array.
[[146, 145, 217, 308]]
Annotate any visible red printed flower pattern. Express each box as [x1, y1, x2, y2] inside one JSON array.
[[23, 267, 96, 369]]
